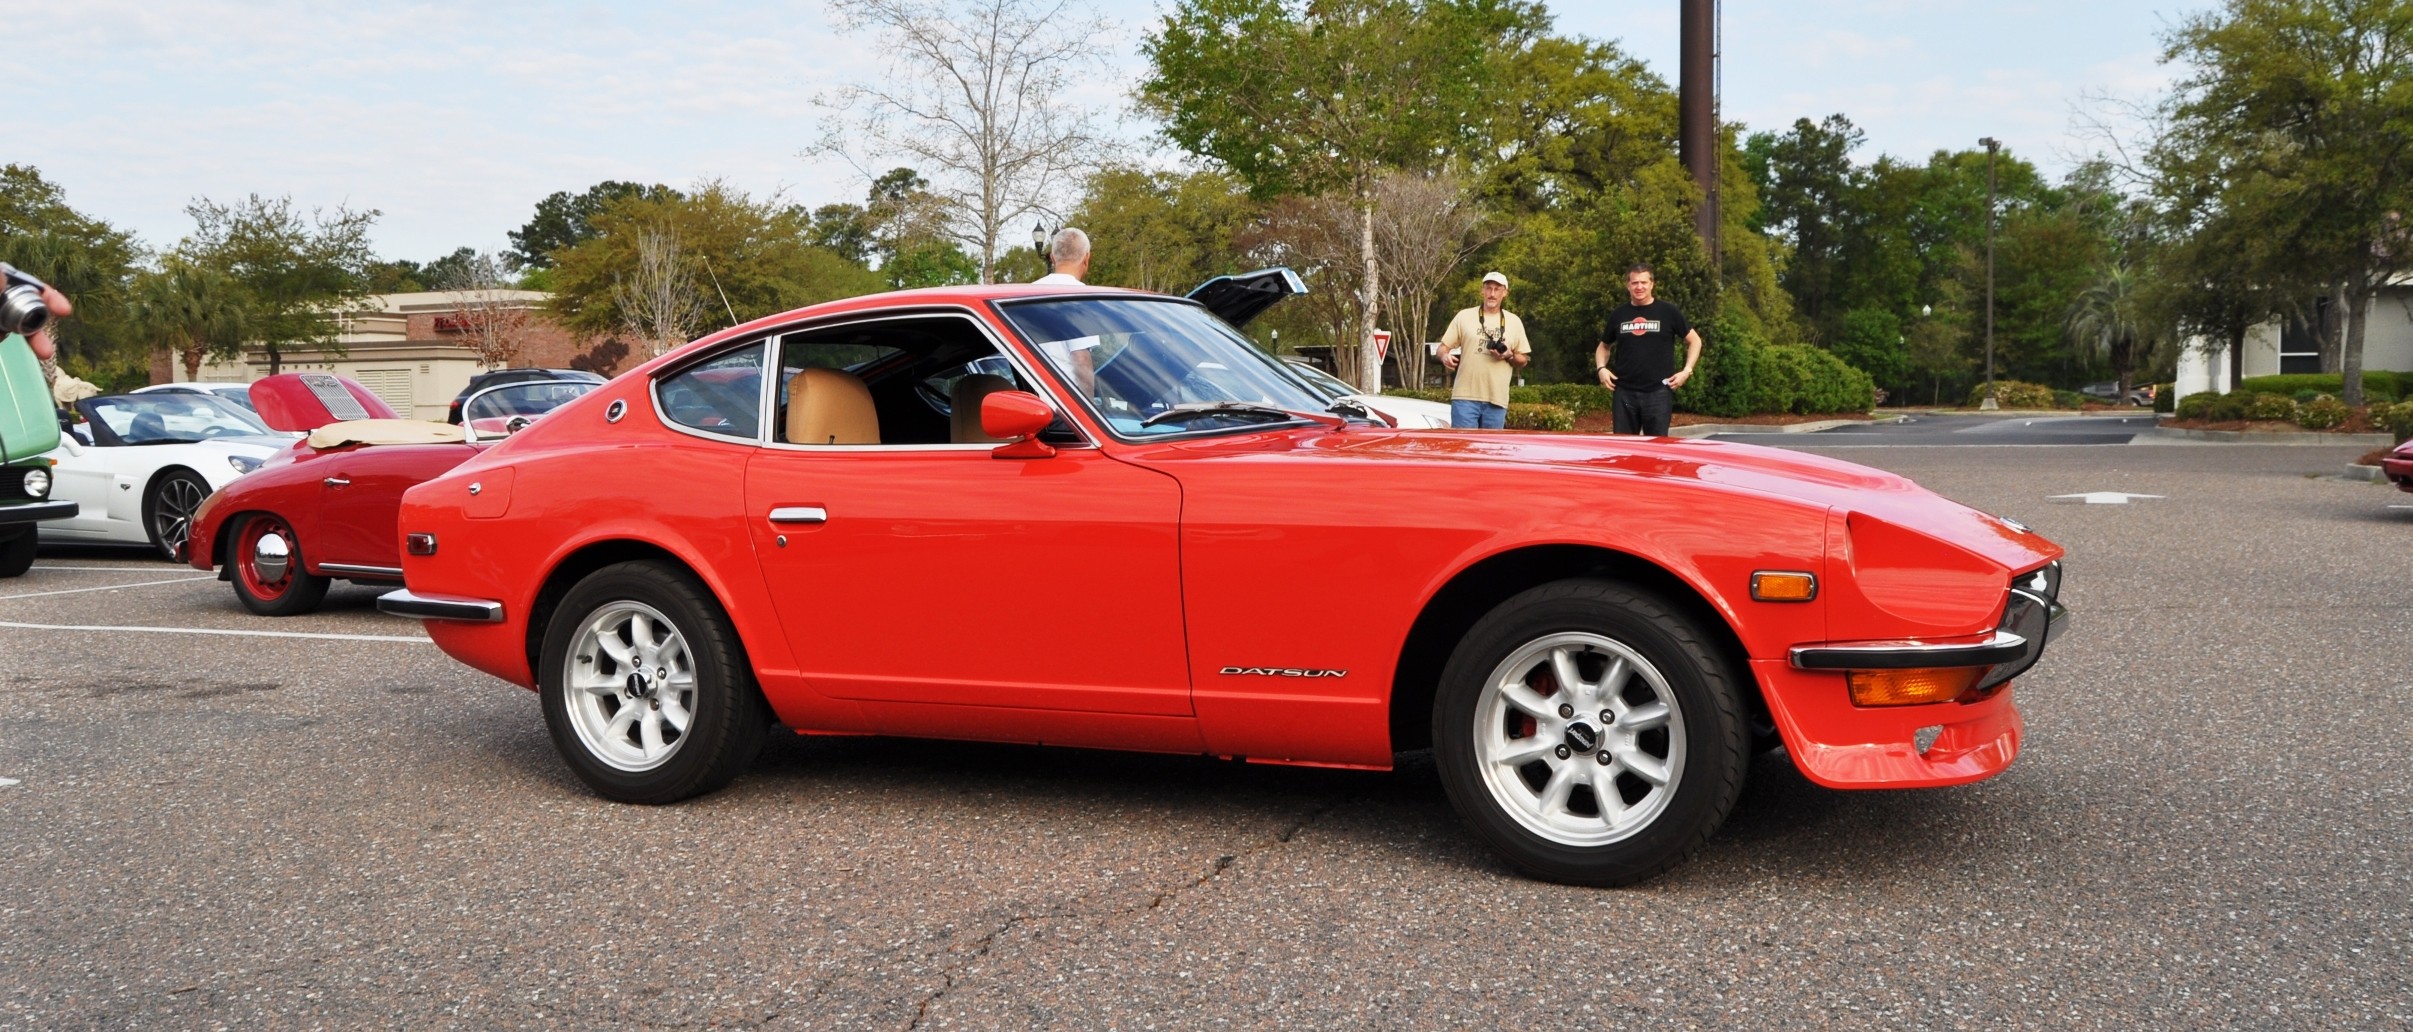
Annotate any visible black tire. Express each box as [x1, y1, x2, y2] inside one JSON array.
[[0, 528, 34, 578], [538, 560, 770, 804], [1432, 579, 1748, 886], [229, 512, 330, 616], [142, 468, 211, 562]]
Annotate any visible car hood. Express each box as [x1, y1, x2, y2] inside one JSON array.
[[1318, 430, 2057, 569]]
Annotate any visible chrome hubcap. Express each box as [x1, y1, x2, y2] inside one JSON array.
[[564, 601, 697, 772], [1474, 631, 1684, 846], [251, 531, 292, 582]]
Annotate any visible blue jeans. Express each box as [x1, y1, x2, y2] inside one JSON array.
[[1450, 398, 1506, 429]]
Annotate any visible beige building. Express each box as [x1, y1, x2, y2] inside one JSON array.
[[2176, 278, 2413, 400], [192, 291, 618, 420]]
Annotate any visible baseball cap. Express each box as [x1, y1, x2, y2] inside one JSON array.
[[1481, 271, 1509, 287]]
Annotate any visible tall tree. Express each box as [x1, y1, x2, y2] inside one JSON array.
[[548, 180, 885, 340], [2155, 0, 2413, 405], [1068, 165, 1261, 294], [510, 181, 683, 269], [1373, 168, 1506, 391], [1744, 115, 1862, 337], [2064, 260, 2153, 397], [178, 194, 379, 375], [437, 251, 537, 369], [130, 259, 249, 382], [1143, 0, 1541, 391], [0, 164, 141, 383], [816, 0, 1111, 284]]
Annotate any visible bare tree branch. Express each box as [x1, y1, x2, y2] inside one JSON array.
[[814, 0, 1114, 283]]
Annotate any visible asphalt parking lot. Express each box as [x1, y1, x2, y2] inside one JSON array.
[[3, 435, 2408, 1029]]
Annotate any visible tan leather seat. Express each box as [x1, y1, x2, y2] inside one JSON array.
[[786, 368, 879, 445], [948, 373, 1016, 443]]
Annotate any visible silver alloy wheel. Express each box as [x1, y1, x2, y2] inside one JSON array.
[[1473, 631, 1686, 847], [151, 475, 207, 559], [563, 600, 699, 773]]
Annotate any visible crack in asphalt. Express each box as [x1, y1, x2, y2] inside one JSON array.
[[898, 796, 1350, 1030]]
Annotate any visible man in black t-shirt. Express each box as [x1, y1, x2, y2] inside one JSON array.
[[1593, 264, 1702, 436]]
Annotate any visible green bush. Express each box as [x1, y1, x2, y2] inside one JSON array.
[[2174, 391, 2216, 420], [2152, 383, 2175, 413], [1511, 382, 1613, 416], [2291, 388, 2321, 405], [2243, 392, 2299, 421], [1505, 402, 1575, 431], [2054, 390, 2086, 409], [2237, 372, 2405, 404], [1964, 380, 2057, 409], [1384, 387, 1452, 404], [2379, 400, 2413, 442], [2297, 395, 2350, 430]]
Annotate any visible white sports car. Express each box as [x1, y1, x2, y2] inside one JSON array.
[[42, 392, 289, 560], [1283, 358, 1454, 428]]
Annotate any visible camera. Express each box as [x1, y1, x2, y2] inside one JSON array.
[[1485, 338, 1508, 355], [0, 263, 52, 337]]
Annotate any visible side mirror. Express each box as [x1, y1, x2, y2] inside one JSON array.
[[981, 390, 1058, 459]]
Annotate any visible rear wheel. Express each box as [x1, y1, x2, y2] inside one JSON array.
[[0, 528, 34, 578], [142, 469, 210, 562], [1433, 579, 1748, 886], [539, 560, 770, 804], [230, 513, 329, 616]]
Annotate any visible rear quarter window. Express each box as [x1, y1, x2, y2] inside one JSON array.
[[656, 343, 767, 439]]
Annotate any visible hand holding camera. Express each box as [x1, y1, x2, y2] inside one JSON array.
[[0, 263, 71, 361]]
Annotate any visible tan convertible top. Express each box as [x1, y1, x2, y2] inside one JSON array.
[[307, 419, 468, 449]]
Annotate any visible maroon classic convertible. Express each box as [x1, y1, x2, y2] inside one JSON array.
[[187, 373, 595, 615]]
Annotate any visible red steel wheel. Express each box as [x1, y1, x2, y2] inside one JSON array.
[[230, 513, 329, 617]]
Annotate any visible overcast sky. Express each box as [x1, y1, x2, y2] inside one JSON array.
[[27, 0, 2210, 264]]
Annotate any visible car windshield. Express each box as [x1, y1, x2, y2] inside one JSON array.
[[462, 381, 599, 437], [85, 393, 275, 444], [999, 298, 1332, 438]]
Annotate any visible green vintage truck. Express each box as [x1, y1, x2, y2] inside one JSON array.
[[1, 333, 75, 576]]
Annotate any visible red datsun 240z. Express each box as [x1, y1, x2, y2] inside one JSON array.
[[379, 276, 2068, 885]]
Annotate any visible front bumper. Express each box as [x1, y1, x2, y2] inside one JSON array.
[[1766, 562, 2070, 789], [377, 588, 505, 623], [0, 499, 77, 526]]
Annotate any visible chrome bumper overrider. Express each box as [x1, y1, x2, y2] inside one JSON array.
[[377, 588, 504, 623], [1789, 561, 2070, 690]]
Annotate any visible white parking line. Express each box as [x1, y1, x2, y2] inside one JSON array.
[[0, 620, 430, 643], [0, 576, 217, 600], [24, 565, 188, 572]]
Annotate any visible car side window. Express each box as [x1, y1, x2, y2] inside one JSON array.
[[769, 318, 1030, 446], [656, 343, 766, 439]]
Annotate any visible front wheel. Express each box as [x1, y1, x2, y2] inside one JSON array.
[[142, 469, 210, 562], [0, 528, 34, 578], [1433, 579, 1748, 886], [539, 560, 770, 804], [230, 513, 329, 616]]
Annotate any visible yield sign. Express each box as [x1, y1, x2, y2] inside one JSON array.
[[2049, 492, 2164, 505]]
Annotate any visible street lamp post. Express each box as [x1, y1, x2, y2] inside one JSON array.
[[1979, 136, 2000, 410]]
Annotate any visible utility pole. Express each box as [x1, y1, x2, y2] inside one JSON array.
[[1681, 0, 1719, 270], [1979, 136, 2000, 410]]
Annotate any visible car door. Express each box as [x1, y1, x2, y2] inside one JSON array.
[[309, 441, 478, 572], [736, 321, 1192, 716]]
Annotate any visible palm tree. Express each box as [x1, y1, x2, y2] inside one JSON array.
[[2064, 260, 2156, 399], [131, 259, 249, 383]]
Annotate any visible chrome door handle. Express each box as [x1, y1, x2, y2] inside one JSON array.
[[768, 506, 828, 524], [324, 477, 351, 488]]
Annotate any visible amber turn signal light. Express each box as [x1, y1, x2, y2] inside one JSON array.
[[1750, 571, 1818, 602], [1847, 667, 1984, 706]]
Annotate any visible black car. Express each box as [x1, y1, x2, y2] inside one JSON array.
[[446, 368, 605, 424]]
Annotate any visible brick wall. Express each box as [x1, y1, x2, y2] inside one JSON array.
[[404, 310, 626, 374]]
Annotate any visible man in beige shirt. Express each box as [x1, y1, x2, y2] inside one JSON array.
[[1438, 271, 1531, 428]]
